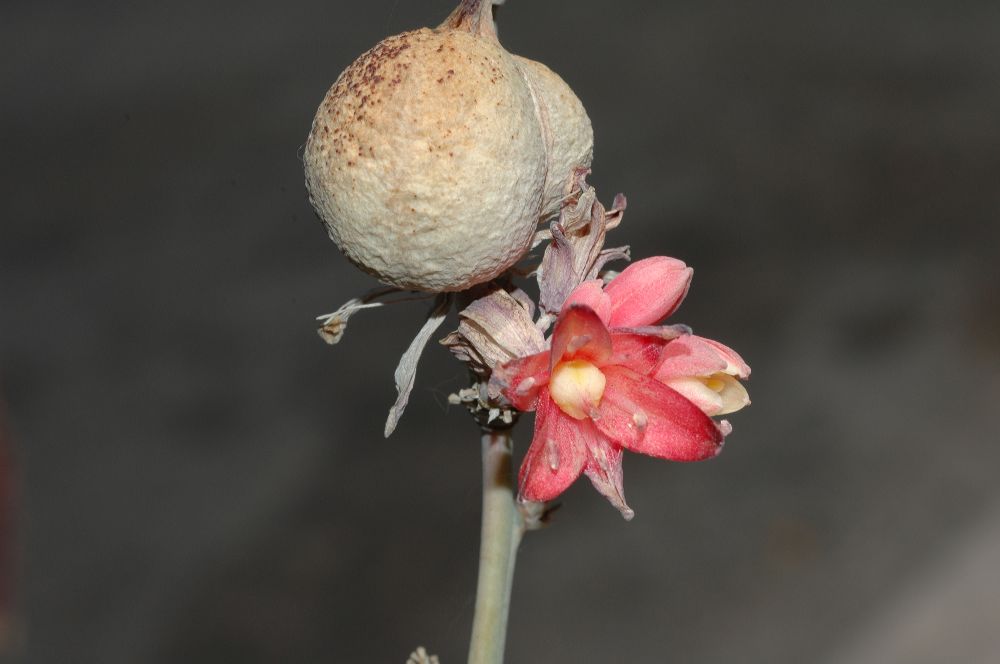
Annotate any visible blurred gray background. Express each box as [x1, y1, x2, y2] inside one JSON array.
[[3, 0, 1000, 662]]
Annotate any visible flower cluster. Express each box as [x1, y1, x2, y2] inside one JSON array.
[[318, 171, 749, 518], [491, 257, 749, 519]]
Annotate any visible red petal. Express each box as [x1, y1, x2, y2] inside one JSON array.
[[518, 391, 588, 502], [656, 335, 750, 380], [594, 365, 724, 462], [550, 305, 613, 369], [582, 437, 634, 520], [699, 338, 751, 378], [604, 257, 692, 327], [563, 280, 612, 326], [493, 351, 550, 411], [609, 331, 669, 375]]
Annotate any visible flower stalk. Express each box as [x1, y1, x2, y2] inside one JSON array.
[[468, 427, 523, 664]]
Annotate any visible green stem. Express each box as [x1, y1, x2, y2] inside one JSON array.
[[467, 428, 523, 664]]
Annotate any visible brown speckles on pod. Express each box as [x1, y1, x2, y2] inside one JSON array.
[[303, 0, 593, 292]]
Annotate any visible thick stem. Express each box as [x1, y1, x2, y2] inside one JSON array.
[[440, 0, 498, 40], [467, 428, 523, 664]]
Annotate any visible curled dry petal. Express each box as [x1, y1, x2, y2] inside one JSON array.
[[536, 172, 628, 317], [508, 287, 537, 320], [604, 256, 692, 327], [385, 294, 452, 437], [593, 244, 631, 278], [463, 289, 546, 359], [594, 365, 724, 462], [439, 330, 484, 372], [441, 288, 545, 376], [315, 286, 407, 345]]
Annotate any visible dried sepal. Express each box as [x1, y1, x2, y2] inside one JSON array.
[[385, 294, 452, 437], [316, 287, 441, 345], [536, 170, 629, 318], [441, 288, 544, 378], [315, 286, 403, 345]]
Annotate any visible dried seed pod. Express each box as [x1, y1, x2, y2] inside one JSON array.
[[304, 0, 593, 292]]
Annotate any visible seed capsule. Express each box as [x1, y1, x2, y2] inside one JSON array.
[[304, 0, 594, 292]]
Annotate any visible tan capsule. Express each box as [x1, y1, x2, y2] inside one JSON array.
[[304, 0, 593, 292]]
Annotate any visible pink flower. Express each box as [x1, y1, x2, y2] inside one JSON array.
[[492, 257, 750, 519]]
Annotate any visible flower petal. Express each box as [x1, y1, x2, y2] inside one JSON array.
[[604, 257, 692, 327], [563, 280, 612, 326], [665, 374, 750, 416], [656, 335, 751, 380], [582, 437, 634, 520], [659, 376, 724, 415], [594, 365, 724, 461], [550, 305, 613, 369], [699, 338, 751, 378], [518, 391, 588, 503], [609, 331, 669, 375], [713, 374, 750, 413], [492, 350, 551, 411]]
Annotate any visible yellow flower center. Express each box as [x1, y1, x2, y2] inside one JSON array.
[[549, 359, 606, 420], [703, 375, 727, 393]]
